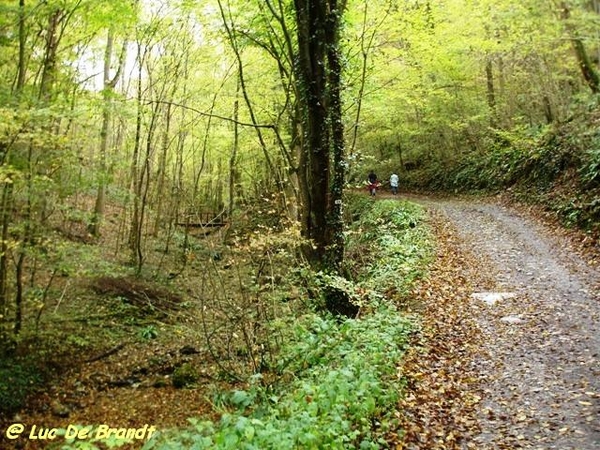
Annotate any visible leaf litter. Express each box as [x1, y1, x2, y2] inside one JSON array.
[[391, 197, 600, 450]]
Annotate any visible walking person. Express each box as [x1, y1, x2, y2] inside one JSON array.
[[367, 170, 378, 196], [390, 172, 399, 195]]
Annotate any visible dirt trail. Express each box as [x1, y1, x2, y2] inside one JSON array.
[[419, 196, 600, 449]]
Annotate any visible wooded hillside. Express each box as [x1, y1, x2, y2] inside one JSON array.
[[0, 0, 599, 448]]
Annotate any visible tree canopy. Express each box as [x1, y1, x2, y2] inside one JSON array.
[[0, 0, 598, 320]]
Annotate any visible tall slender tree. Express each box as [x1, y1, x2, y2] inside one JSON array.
[[89, 29, 127, 236]]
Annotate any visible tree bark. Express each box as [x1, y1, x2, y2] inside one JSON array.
[[39, 8, 62, 102], [325, 0, 346, 271], [229, 78, 240, 218], [128, 42, 144, 262], [294, 0, 348, 269], [560, 2, 600, 93], [16, 0, 27, 92], [0, 182, 12, 317], [573, 39, 600, 93], [485, 58, 497, 126], [294, 0, 330, 263], [90, 30, 126, 236], [153, 101, 172, 236], [1, 0, 28, 315]]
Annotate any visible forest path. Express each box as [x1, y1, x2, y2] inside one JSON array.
[[393, 194, 600, 449]]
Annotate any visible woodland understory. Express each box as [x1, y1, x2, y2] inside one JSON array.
[[1, 0, 600, 448], [0, 196, 434, 449]]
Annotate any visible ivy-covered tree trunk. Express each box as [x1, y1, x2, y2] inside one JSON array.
[[294, 0, 347, 269], [294, 0, 331, 264], [294, 0, 354, 316], [325, 0, 346, 272]]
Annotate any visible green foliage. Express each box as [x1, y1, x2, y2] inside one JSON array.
[[347, 0, 598, 217], [579, 133, 600, 187], [172, 363, 200, 388], [345, 199, 432, 295], [547, 194, 600, 231], [141, 199, 431, 450], [139, 325, 159, 340], [53, 424, 135, 449], [0, 358, 44, 415], [343, 191, 374, 221], [406, 103, 600, 232], [65, 334, 92, 349], [312, 271, 365, 312], [144, 307, 413, 449]]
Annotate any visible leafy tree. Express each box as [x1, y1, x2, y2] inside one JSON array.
[[0, 0, 598, 335]]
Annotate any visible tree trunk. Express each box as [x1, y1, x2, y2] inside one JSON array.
[[39, 8, 62, 102], [136, 111, 157, 274], [561, 2, 600, 93], [129, 43, 144, 262], [294, 0, 330, 263], [1, 0, 28, 315], [16, 0, 27, 91], [294, 0, 348, 266], [153, 102, 172, 236], [229, 79, 240, 218], [485, 58, 497, 126], [293, 1, 357, 316], [14, 251, 24, 335], [14, 144, 33, 335], [90, 30, 126, 236], [0, 183, 12, 316], [325, 0, 346, 271], [573, 39, 600, 93]]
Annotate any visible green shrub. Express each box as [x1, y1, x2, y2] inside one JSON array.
[[345, 200, 432, 295], [144, 307, 413, 450], [580, 145, 600, 187], [172, 363, 200, 389], [0, 359, 44, 415]]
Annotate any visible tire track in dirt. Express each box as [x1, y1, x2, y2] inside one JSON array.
[[416, 197, 600, 449]]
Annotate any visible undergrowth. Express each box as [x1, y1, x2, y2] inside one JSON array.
[[345, 199, 432, 296], [0, 358, 45, 416], [124, 199, 432, 450], [402, 101, 600, 233]]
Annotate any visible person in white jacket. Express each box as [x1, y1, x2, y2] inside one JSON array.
[[390, 172, 399, 194]]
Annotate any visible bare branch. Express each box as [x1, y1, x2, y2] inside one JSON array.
[[144, 99, 277, 130]]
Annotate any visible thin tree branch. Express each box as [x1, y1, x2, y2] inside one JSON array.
[[144, 99, 277, 129]]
